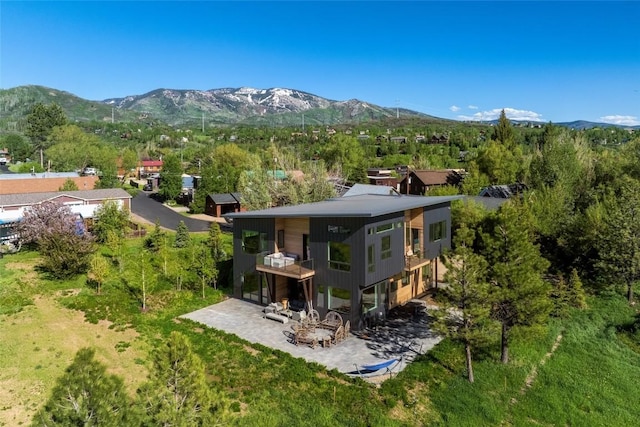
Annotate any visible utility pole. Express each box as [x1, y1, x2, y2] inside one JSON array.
[[201, 112, 204, 133], [112, 107, 115, 123]]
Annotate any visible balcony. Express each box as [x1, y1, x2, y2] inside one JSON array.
[[256, 252, 315, 280], [404, 248, 431, 271]]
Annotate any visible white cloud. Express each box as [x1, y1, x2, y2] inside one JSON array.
[[457, 107, 544, 122], [449, 105, 461, 112], [468, 105, 478, 110], [600, 115, 640, 126]]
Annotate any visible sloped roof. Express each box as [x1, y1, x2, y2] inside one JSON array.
[[411, 170, 463, 186], [342, 183, 399, 197], [226, 194, 462, 219], [0, 188, 131, 208], [208, 193, 241, 204], [478, 183, 528, 199]]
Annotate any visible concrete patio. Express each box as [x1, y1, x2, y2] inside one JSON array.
[[181, 297, 442, 378]]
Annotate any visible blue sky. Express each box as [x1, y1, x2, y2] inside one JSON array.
[[1, 1, 639, 124]]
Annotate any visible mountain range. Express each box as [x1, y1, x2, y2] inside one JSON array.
[[0, 85, 636, 130]]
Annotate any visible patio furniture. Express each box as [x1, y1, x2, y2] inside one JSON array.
[[308, 309, 320, 327], [294, 329, 318, 349], [344, 320, 350, 339], [265, 312, 289, 323], [292, 309, 307, 323], [332, 325, 345, 345], [321, 311, 343, 331]]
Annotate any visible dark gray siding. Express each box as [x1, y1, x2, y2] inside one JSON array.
[[363, 213, 406, 285], [423, 203, 452, 259], [232, 217, 275, 298]]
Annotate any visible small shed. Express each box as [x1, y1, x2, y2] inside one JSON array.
[[205, 193, 243, 217]]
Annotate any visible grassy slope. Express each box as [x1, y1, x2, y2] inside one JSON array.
[[379, 294, 640, 426], [1, 241, 639, 426], [0, 253, 149, 426]]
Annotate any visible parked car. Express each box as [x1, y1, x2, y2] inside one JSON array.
[[83, 167, 97, 176], [0, 157, 7, 165]]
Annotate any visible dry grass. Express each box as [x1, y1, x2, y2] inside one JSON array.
[[0, 295, 149, 426]]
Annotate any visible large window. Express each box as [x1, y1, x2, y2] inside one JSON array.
[[361, 285, 377, 312], [242, 230, 267, 254], [328, 287, 351, 313], [367, 244, 375, 273], [381, 235, 392, 259], [328, 241, 351, 272], [429, 220, 447, 242], [241, 273, 261, 302]]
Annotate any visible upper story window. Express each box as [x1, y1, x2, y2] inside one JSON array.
[[429, 220, 447, 242], [381, 235, 392, 259], [328, 241, 351, 272], [242, 230, 267, 254]]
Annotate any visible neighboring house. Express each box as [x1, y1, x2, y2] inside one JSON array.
[[366, 168, 398, 187], [478, 183, 528, 199], [399, 169, 465, 195], [0, 172, 99, 195], [205, 193, 243, 217], [137, 159, 163, 178], [0, 188, 132, 243], [0, 147, 10, 164], [342, 183, 398, 197], [226, 193, 460, 331]]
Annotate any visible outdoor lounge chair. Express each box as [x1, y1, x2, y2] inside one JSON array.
[[347, 357, 402, 378], [321, 311, 343, 331]]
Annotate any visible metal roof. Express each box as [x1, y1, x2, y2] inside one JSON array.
[[0, 188, 131, 208], [342, 183, 399, 197], [208, 192, 241, 204], [0, 172, 79, 180], [225, 194, 462, 219]]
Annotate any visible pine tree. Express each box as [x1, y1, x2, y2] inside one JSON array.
[[482, 201, 552, 363], [145, 220, 166, 252], [137, 332, 229, 426], [596, 178, 640, 304], [436, 224, 495, 382], [173, 221, 191, 248], [24, 102, 67, 168], [207, 222, 226, 262], [567, 268, 587, 309], [32, 348, 138, 426], [491, 109, 515, 150]]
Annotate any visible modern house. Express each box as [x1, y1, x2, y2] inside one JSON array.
[[226, 193, 460, 330]]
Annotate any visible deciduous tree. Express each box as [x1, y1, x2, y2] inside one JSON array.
[[93, 201, 130, 243], [17, 200, 95, 279], [159, 154, 183, 201]]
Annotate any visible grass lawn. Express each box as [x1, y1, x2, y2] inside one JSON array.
[[0, 254, 149, 426], [1, 242, 639, 426]]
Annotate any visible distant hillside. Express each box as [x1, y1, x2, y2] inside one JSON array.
[[0, 85, 430, 127], [0, 86, 140, 130], [1, 85, 636, 130]]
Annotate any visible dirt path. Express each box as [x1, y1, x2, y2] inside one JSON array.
[[509, 333, 564, 408]]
